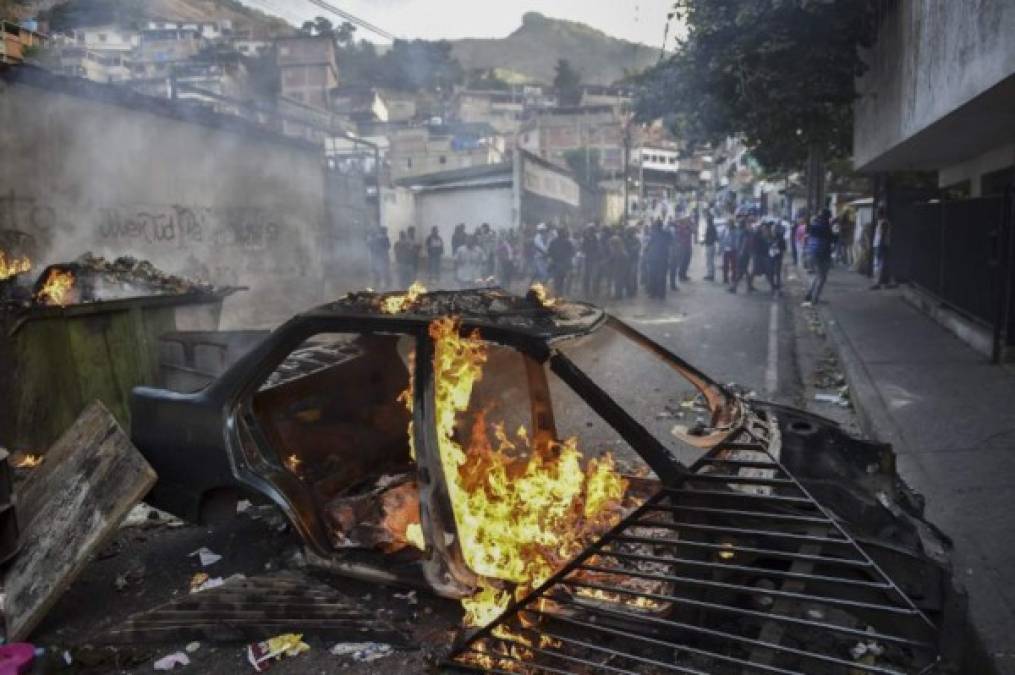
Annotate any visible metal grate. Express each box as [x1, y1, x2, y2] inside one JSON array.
[[443, 432, 941, 674]]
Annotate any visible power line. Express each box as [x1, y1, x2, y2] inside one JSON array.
[[297, 0, 396, 41]]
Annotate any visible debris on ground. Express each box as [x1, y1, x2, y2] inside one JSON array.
[[329, 642, 394, 662], [97, 573, 405, 645], [185, 642, 201, 654], [189, 573, 226, 593], [2, 401, 156, 641], [120, 503, 184, 529], [153, 651, 190, 671], [246, 633, 309, 672], [815, 385, 851, 408], [189, 547, 222, 567]]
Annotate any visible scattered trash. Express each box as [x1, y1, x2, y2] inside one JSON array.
[[393, 590, 417, 605], [189, 572, 225, 593], [189, 547, 222, 567], [185, 642, 201, 654], [121, 503, 184, 529], [329, 642, 394, 662], [0, 643, 35, 673], [814, 386, 850, 407], [246, 633, 310, 672], [153, 651, 190, 671]]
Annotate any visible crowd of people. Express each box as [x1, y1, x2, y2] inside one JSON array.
[[364, 204, 893, 306]]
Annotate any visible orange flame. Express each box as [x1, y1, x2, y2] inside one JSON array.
[[528, 282, 556, 307], [36, 268, 76, 306], [419, 316, 627, 628], [0, 250, 31, 281], [11, 453, 43, 469], [380, 281, 427, 314]]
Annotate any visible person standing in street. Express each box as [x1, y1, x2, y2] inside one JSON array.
[[870, 207, 895, 290], [721, 218, 737, 284], [478, 222, 496, 278], [623, 226, 642, 298], [665, 218, 680, 291], [548, 227, 575, 294], [451, 223, 467, 257], [394, 230, 414, 288], [425, 226, 444, 285], [644, 220, 673, 299], [793, 215, 808, 268], [606, 228, 629, 300], [580, 223, 602, 298], [455, 234, 485, 287], [803, 209, 834, 305], [531, 223, 551, 284], [368, 226, 391, 290], [495, 230, 516, 289], [728, 219, 752, 293], [702, 215, 718, 281], [405, 226, 421, 282], [766, 220, 786, 296], [675, 216, 694, 282]]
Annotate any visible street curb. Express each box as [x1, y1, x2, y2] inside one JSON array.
[[815, 304, 913, 454], [815, 301, 1001, 675]]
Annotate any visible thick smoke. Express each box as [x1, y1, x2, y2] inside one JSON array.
[[0, 69, 369, 328]]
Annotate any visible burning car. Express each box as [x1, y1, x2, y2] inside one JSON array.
[[131, 287, 964, 673]]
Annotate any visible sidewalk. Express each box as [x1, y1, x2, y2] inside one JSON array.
[[813, 267, 1015, 674]]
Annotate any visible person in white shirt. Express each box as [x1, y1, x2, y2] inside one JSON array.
[[455, 234, 486, 287]]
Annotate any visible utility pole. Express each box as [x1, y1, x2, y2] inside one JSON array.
[[623, 122, 631, 226]]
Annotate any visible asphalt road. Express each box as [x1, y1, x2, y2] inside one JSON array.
[[31, 247, 811, 674]]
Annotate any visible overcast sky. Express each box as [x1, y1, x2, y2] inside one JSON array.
[[240, 0, 678, 47]]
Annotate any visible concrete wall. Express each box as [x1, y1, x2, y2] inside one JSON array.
[[417, 186, 514, 248], [854, 0, 1015, 172], [0, 73, 330, 327]]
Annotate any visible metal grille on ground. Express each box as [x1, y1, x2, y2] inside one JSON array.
[[443, 431, 940, 674]]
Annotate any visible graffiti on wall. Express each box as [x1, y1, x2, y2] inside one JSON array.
[[0, 191, 315, 287]]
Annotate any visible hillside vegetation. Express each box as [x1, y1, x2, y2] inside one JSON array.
[[450, 12, 660, 85]]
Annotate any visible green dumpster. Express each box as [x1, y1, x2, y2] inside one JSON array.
[[0, 289, 237, 455]]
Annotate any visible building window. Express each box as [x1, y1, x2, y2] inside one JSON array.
[[439, 155, 447, 165], [98, 34, 107, 42], [406, 158, 413, 168]]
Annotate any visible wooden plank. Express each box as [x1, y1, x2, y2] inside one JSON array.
[[3, 401, 157, 641]]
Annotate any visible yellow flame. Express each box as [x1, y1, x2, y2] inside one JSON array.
[[418, 316, 627, 627], [36, 268, 75, 306], [405, 522, 425, 551], [380, 281, 427, 314], [528, 282, 556, 307], [11, 453, 43, 468], [285, 453, 302, 473], [0, 250, 31, 281]]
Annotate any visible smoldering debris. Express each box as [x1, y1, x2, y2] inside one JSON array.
[[1, 252, 238, 310]]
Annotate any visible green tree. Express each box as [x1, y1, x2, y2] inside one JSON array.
[[636, 0, 877, 175], [553, 58, 582, 106]]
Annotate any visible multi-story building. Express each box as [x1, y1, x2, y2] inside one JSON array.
[[854, 1, 1015, 197], [454, 89, 524, 135], [579, 84, 633, 112], [144, 20, 233, 41], [275, 35, 338, 111], [518, 105, 625, 173], [137, 28, 206, 70], [1, 20, 46, 65], [387, 122, 503, 181], [61, 25, 138, 54]]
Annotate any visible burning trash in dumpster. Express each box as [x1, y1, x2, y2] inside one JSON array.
[[1, 250, 227, 311]]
